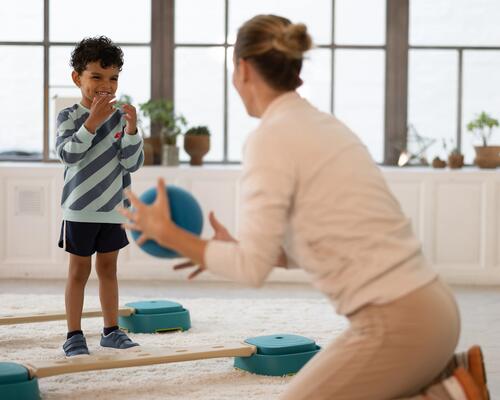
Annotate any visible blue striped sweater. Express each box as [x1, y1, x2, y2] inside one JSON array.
[[56, 103, 144, 223]]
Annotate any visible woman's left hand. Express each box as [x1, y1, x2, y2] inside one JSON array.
[[173, 211, 235, 279], [119, 178, 174, 247]]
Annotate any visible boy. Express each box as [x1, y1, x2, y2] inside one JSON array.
[[56, 36, 143, 356]]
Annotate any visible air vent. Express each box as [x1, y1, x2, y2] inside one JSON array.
[[15, 187, 44, 216]]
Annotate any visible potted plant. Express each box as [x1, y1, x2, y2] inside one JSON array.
[[466, 111, 500, 168], [139, 99, 187, 166], [183, 126, 211, 166]]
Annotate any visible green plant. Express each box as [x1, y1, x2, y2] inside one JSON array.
[[184, 126, 211, 136], [466, 111, 499, 147], [139, 99, 187, 145]]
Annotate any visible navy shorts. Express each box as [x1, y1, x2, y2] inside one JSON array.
[[58, 221, 129, 257]]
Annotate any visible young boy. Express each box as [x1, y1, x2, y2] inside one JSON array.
[[56, 36, 143, 357]]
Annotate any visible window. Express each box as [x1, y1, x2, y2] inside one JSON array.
[[175, 0, 386, 163], [0, 0, 44, 159], [409, 0, 500, 164], [4, 1, 500, 165], [0, 0, 151, 161]]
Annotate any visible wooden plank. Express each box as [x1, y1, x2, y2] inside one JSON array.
[[25, 342, 257, 379], [0, 307, 134, 325]]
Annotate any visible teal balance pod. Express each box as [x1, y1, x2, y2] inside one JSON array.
[[119, 300, 191, 333], [234, 334, 320, 376], [0, 363, 39, 400]]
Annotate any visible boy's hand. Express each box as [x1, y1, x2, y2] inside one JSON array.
[[84, 94, 116, 134], [122, 104, 137, 134]]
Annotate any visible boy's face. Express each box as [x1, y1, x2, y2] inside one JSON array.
[[71, 61, 120, 108]]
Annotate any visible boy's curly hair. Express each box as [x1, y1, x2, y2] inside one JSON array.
[[70, 36, 124, 74]]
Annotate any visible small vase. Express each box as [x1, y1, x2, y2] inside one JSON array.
[[162, 145, 179, 166], [184, 135, 210, 166], [447, 153, 464, 169], [474, 146, 500, 169], [432, 157, 446, 168]]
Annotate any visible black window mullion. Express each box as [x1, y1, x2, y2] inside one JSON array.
[[43, 0, 49, 161], [151, 0, 174, 139], [330, 0, 335, 115], [384, 0, 409, 166], [456, 49, 463, 152], [223, 0, 229, 162]]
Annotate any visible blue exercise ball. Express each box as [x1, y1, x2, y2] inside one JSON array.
[[130, 185, 203, 258]]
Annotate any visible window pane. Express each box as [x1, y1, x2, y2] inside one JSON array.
[[0, 46, 43, 157], [49, 46, 80, 159], [298, 49, 331, 114], [227, 48, 259, 161], [176, 0, 225, 43], [175, 47, 225, 162], [410, 0, 500, 46], [334, 50, 385, 162], [49, 46, 151, 159], [462, 51, 500, 163], [228, 0, 331, 45], [408, 50, 458, 163], [50, 0, 151, 43], [117, 47, 151, 114], [0, 1, 43, 41], [335, 0, 386, 45]]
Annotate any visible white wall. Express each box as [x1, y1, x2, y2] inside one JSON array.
[[1, 163, 499, 285]]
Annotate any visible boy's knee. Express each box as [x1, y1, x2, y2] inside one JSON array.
[[68, 265, 91, 283], [96, 263, 117, 280]]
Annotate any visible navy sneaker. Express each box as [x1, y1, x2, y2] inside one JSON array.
[[100, 329, 139, 349], [63, 333, 90, 357]]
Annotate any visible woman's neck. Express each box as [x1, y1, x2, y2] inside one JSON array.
[[251, 85, 288, 117]]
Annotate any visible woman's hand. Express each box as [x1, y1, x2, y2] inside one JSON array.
[[119, 178, 174, 247], [174, 211, 236, 279]]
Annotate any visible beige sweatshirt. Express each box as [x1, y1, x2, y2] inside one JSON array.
[[205, 92, 436, 315]]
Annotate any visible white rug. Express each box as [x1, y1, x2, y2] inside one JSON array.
[[0, 294, 348, 399]]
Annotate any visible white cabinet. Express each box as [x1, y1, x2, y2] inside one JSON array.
[[1, 164, 499, 284]]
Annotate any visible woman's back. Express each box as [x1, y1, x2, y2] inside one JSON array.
[[240, 92, 436, 314]]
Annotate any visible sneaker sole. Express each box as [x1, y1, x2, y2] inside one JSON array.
[[468, 346, 490, 400], [65, 353, 90, 359], [454, 367, 483, 400]]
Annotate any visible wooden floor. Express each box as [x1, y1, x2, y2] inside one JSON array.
[[0, 279, 498, 397]]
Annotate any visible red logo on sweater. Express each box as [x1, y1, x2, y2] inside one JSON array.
[[114, 132, 122, 139]]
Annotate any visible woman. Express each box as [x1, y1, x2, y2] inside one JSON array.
[[120, 15, 488, 400]]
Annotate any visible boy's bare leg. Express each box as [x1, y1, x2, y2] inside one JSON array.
[[65, 254, 92, 331], [95, 250, 119, 328]]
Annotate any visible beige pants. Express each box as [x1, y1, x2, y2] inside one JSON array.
[[280, 278, 460, 400]]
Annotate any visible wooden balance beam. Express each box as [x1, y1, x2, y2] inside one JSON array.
[[0, 300, 192, 333], [0, 334, 321, 399]]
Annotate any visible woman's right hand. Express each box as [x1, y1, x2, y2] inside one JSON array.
[[173, 211, 236, 279]]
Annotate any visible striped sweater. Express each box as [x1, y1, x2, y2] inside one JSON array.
[[56, 103, 144, 223]]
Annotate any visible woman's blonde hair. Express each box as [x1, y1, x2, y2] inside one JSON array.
[[234, 15, 313, 91]]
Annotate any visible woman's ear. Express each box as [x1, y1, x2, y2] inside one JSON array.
[[238, 58, 251, 83], [71, 70, 81, 87]]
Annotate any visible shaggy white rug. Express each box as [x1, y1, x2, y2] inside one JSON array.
[[0, 294, 348, 399]]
